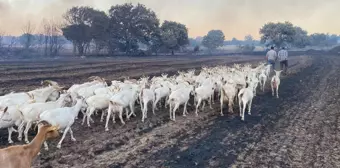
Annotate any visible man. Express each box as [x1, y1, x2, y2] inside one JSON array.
[[278, 47, 288, 74], [266, 46, 277, 72]]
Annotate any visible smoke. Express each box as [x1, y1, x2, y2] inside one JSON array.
[[0, 0, 339, 38]]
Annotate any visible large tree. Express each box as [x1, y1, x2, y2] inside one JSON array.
[[88, 10, 110, 53], [62, 24, 92, 56], [160, 20, 189, 55], [292, 26, 310, 48], [62, 6, 106, 55], [202, 30, 225, 50], [108, 3, 160, 55], [259, 21, 296, 48]]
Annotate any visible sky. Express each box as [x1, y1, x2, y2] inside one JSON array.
[[0, 0, 340, 40]]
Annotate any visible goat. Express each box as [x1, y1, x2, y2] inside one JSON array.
[[0, 121, 59, 168], [168, 85, 194, 121], [259, 69, 267, 92], [271, 70, 282, 98], [238, 81, 256, 121], [220, 82, 237, 116], [105, 88, 139, 131], [18, 93, 72, 144], [194, 83, 215, 116], [39, 97, 86, 150], [140, 88, 155, 122], [153, 85, 171, 111], [82, 94, 111, 127]]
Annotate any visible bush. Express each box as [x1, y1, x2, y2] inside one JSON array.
[[238, 44, 255, 52]]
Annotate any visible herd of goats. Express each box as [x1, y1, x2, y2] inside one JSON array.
[[0, 61, 283, 153]]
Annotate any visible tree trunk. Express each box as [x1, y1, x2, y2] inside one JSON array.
[[77, 44, 84, 56], [171, 50, 174, 55]]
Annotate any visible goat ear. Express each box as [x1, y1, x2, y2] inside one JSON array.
[[37, 120, 50, 126], [3, 107, 8, 113], [47, 125, 59, 132]]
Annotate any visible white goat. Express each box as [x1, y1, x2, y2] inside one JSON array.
[[220, 82, 237, 116], [0, 107, 19, 144], [82, 94, 111, 127], [18, 93, 72, 143], [153, 85, 171, 111], [238, 81, 255, 121], [259, 69, 267, 92], [39, 97, 86, 150], [140, 88, 155, 122], [271, 70, 282, 98], [168, 85, 194, 121], [194, 83, 215, 116], [105, 88, 139, 131]]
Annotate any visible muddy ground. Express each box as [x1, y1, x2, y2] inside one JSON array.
[[1, 55, 331, 168]]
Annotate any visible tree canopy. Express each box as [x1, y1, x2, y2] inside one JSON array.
[[108, 3, 160, 54], [160, 21, 189, 55], [259, 21, 296, 48], [202, 30, 225, 50]]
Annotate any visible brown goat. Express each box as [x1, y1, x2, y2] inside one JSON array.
[[0, 121, 59, 168]]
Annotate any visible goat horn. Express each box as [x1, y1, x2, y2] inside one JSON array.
[[25, 92, 34, 99], [53, 85, 64, 91]]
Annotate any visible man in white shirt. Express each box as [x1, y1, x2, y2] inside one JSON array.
[[278, 47, 288, 74], [266, 46, 277, 72]]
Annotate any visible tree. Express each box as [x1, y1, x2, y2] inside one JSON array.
[[21, 21, 35, 49], [292, 27, 310, 48], [231, 37, 240, 45], [108, 3, 160, 55], [87, 10, 109, 54], [62, 6, 97, 55], [202, 30, 225, 51], [160, 20, 189, 55], [42, 19, 66, 57], [259, 21, 296, 48], [244, 35, 254, 44], [149, 28, 163, 55], [310, 33, 328, 47], [0, 30, 4, 49], [62, 24, 92, 55]]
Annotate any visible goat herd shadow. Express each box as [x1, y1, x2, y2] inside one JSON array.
[[130, 61, 317, 168]]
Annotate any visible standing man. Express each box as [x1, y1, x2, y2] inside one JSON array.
[[266, 46, 277, 73], [278, 47, 288, 74]]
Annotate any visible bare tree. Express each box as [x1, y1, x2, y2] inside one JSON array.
[[8, 37, 17, 49], [21, 21, 35, 49], [42, 18, 65, 57], [0, 30, 4, 49]]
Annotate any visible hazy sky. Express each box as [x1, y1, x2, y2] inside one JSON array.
[[0, 0, 339, 39]]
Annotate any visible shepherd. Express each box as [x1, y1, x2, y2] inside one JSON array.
[[278, 47, 288, 75], [265, 46, 278, 75]]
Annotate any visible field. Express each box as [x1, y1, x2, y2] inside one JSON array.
[[2, 54, 337, 168]]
